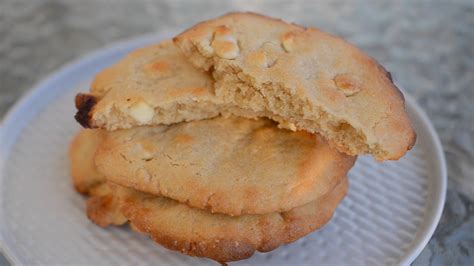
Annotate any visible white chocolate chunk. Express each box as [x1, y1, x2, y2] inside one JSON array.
[[129, 101, 154, 124], [334, 74, 362, 96], [278, 121, 297, 131], [281, 32, 296, 52], [211, 25, 239, 59]]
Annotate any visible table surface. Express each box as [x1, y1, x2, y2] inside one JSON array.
[[0, 1, 472, 265]]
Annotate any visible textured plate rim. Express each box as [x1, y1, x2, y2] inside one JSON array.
[[0, 33, 447, 265], [398, 96, 447, 265]]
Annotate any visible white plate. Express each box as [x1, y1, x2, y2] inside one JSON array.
[[0, 33, 446, 265]]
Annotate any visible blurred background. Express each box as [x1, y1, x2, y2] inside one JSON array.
[[0, 0, 472, 265]]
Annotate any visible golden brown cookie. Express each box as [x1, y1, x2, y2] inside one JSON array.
[[69, 129, 126, 225], [68, 129, 106, 194], [112, 177, 347, 263], [174, 12, 416, 160], [74, 40, 223, 130], [70, 127, 348, 263], [95, 116, 355, 215]]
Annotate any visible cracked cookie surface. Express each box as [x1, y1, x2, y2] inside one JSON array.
[[94, 116, 355, 216], [174, 12, 416, 161]]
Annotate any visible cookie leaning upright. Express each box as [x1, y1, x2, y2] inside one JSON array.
[[174, 12, 416, 161], [74, 40, 223, 130]]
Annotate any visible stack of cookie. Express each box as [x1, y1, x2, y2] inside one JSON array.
[[69, 13, 416, 263]]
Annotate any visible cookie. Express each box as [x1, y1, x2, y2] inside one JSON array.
[[69, 129, 126, 225], [74, 40, 223, 130], [70, 127, 348, 263], [174, 12, 416, 160], [110, 177, 347, 263], [95, 115, 355, 215], [68, 129, 106, 194]]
